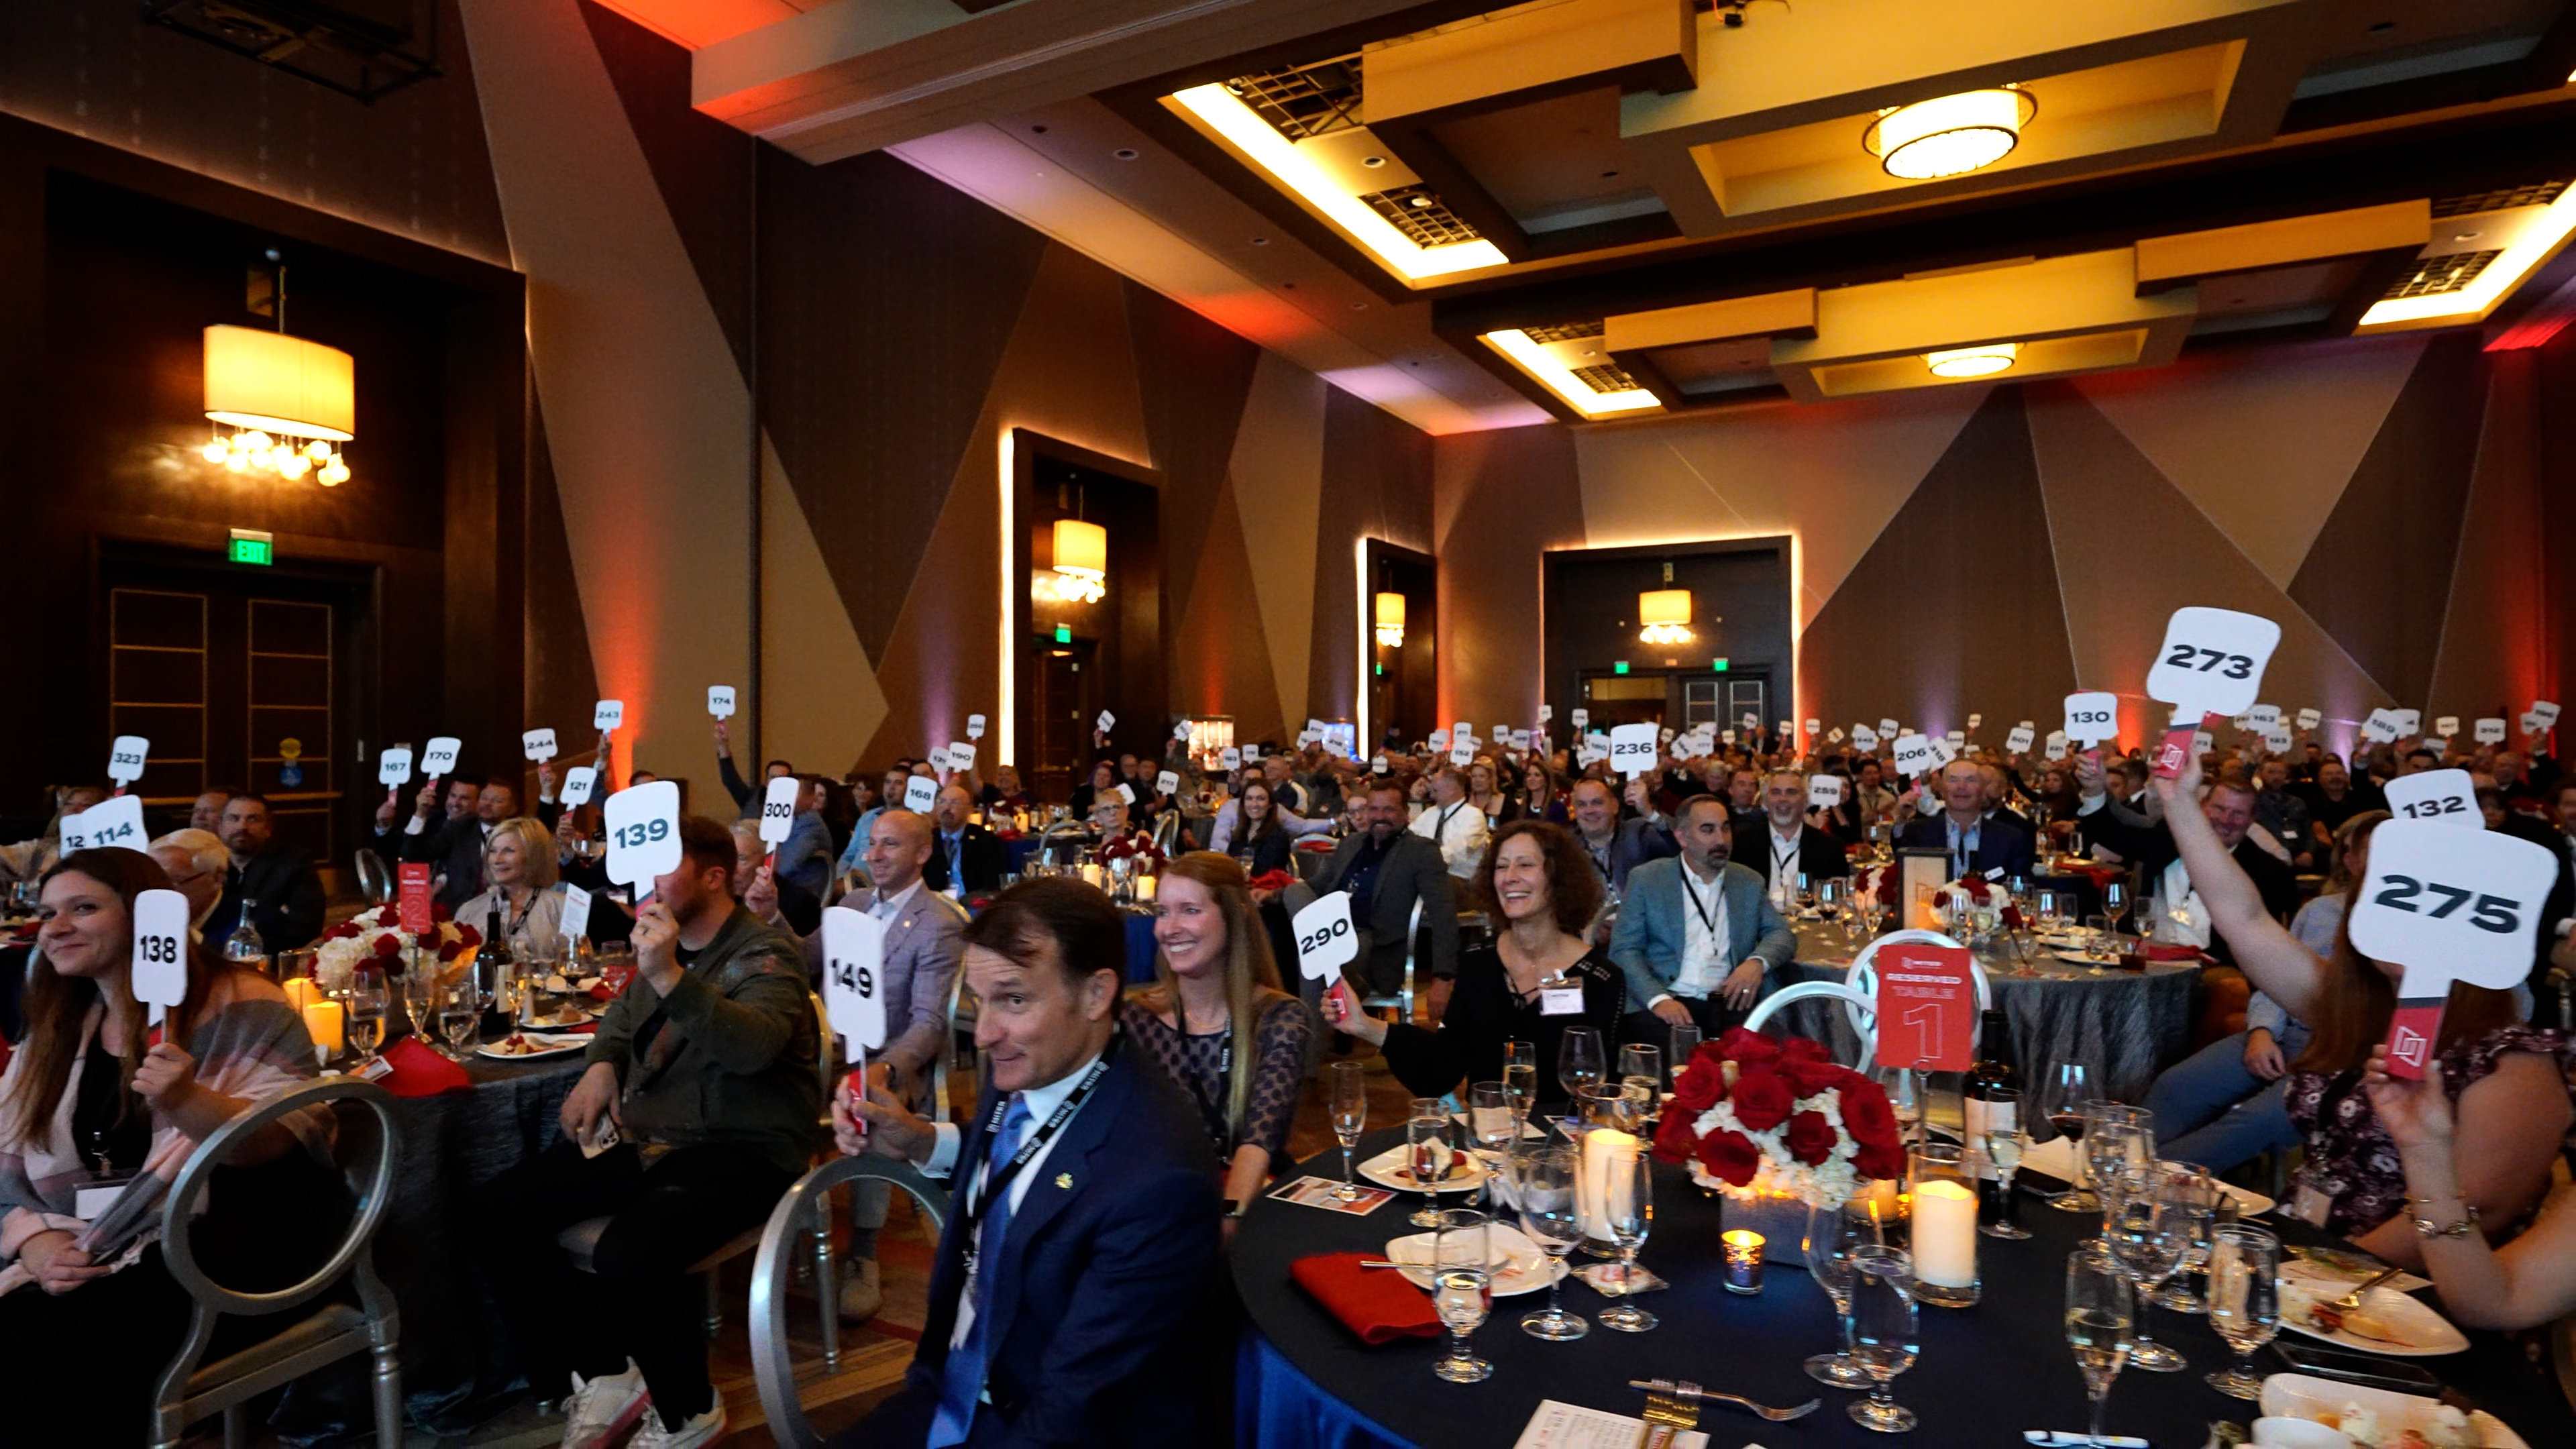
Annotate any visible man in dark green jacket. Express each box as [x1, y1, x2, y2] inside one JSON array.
[[470, 814, 820, 1449]]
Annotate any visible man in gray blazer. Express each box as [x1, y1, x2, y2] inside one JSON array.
[[1609, 794, 1798, 1044], [1311, 781, 1459, 999], [751, 806, 963, 1323]]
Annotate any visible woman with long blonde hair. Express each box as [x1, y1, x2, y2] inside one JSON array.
[[1121, 853, 1309, 1214]]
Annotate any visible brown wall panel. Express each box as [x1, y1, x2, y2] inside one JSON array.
[[1171, 481, 1288, 744], [1434, 422, 1585, 731], [1311, 386, 1436, 725], [521, 388, 602, 790], [1798, 388, 2075, 737], [1122, 279, 1263, 614], [2425, 349, 2547, 728]]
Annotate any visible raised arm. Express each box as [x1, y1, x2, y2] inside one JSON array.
[[2149, 753, 2328, 1021]]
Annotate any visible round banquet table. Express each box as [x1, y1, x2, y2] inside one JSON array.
[[272, 1045, 590, 1439], [1772, 924, 2198, 1102], [1232, 1129, 2576, 1449]]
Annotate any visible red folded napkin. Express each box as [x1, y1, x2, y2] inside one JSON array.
[[1290, 1252, 1442, 1345], [377, 1036, 473, 1097], [2137, 943, 2204, 962], [1249, 869, 1298, 894]]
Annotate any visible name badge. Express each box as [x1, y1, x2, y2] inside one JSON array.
[[2290, 1183, 2330, 1228], [1540, 986, 1585, 1016], [75, 1177, 136, 1220]]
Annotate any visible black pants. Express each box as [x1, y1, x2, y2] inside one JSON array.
[[469, 1139, 792, 1428], [1620, 992, 1748, 1050]]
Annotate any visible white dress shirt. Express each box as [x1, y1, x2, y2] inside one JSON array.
[[1658, 861, 1731, 1007], [1766, 824, 1803, 910], [1410, 800, 1490, 879], [923, 1044, 1106, 1350], [871, 875, 926, 922]]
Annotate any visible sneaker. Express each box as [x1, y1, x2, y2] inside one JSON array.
[[837, 1257, 882, 1322], [561, 1361, 651, 1449], [631, 1392, 727, 1449]]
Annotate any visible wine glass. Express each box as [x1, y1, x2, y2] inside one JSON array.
[[1845, 1246, 1919, 1434], [1817, 876, 1849, 928], [1667, 1024, 1703, 1082], [1876, 1065, 1925, 1147], [1618, 1044, 1662, 1129], [1406, 1098, 1452, 1228], [2039, 1062, 2098, 1211], [2203, 1222, 2281, 1399], [2065, 1243, 2136, 1448], [1513, 1144, 1588, 1340], [1430, 1208, 1494, 1383], [2151, 1163, 2223, 1313], [2102, 878, 2131, 938], [1595, 1144, 1655, 1332], [1328, 1061, 1368, 1201], [1556, 1026, 1604, 1119], [1803, 1199, 1874, 1387], [345, 967, 388, 1072], [1979, 1087, 2032, 1240], [2033, 888, 2063, 938], [437, 976, 482, 1060], [1501, 1040, 1538, 1138], [2100, 1165, 2187, 1373], [1468, 1083, 1515, 1206]]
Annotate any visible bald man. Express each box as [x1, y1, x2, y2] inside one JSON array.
[[747, 806, 965, 1322], [150, 828, 230, 935], [922, 784, 1008, 897]]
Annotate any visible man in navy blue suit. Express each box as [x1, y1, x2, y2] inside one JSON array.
[[835, 876, 1221, 1447], [1896, 759, 2035, 879]]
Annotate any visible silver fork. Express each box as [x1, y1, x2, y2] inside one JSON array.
[[1629, 1378, 1821, 1422]]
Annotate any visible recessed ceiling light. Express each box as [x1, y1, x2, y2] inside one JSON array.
[[1250, 236, 1271, 246], [1409, 195, 1434, 209], [1864, 87, 2036, 180], [1113, 148, 1139, 161], [2453, 231, 2482, 241], [1924, 341, 2020, 378], [1362, 156, 1387, 168]]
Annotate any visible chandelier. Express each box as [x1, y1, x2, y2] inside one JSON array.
[[1864, 87, 2035, 181], [1051, 518, 1108, 604], [1373, 590, 1406, 647], [201, 323, 354, 485]]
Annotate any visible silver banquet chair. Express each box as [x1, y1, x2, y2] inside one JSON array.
[[151, 1076, 406, 1449], [749, 1158, 953, 1448]]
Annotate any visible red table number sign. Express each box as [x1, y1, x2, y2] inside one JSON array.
[[1873, 943, 1976, 1072], [396, 863, 434, 935]]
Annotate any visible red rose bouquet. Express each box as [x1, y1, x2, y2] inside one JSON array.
[[1651, 1028, 1905, 1208], [311, 904, 481, 990]]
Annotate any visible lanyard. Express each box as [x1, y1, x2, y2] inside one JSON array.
[[960, 1038, 1116, 1229], [1679, 865, 1722, 936], [1176, 1005, 1236, 1156], [1435, 803, 1462, 841]]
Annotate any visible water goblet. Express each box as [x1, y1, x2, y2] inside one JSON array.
[[1430, 1208, 1495, 1383], [2100, 1165, 2188, 1373], [1407, 1098, 1452, 1228], [2202, 1223, 2281, 1399], [1803, 1199, 1874, 1388], [1513, 1145, 1588, 1340], [1328, 1061, 1368, 1201], [1845, 1246, 1919, 1433], [1595, 1145, 1656, 1332]]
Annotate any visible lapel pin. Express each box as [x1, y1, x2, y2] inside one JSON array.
[[1054, 1172, 1074, 1190]]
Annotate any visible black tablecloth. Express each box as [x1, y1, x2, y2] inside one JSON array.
[[1232, 1130, 2576, 1448], [274, 1048, 588, 1442]]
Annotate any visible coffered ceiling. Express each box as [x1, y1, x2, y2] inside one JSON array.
[[604, 0, 2576, 429]]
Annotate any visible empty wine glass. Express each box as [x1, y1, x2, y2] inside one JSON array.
[[1501, 1040, 1538, 1137], [1328, 1061, 1368, 1201], [437, 977, 482, 1059], [1431, 1208, 1494, 1383], [1804, 1199, 1874, 1388], [2151, 1163, 2223, 1313], [2065, 1243, 2135, 1448], [1513, 1144, 1587, 1340], [2100, 1165, 2187, 1373], [1876, 1065, 1925, 1147], [1667, 1024, 1703, 1082], [1557, 1026, 1604, 1120], [1407, 1098, 1451, 1228], [1980, 1089, 2033, 1241], [2203, 1222, 2281, 1399], [1845, 1246, 1919, 1433], [1596, 1144, 1655, 1333]]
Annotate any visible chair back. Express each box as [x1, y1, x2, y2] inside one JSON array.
[[750, 1158, 952, 1448], [353, 849, 394, 906], [1742, 981, 1882, 1071], [1359, 896, 1426, 1021], [153, 1077, 403, 1441], [807, 990, 836, 1091]]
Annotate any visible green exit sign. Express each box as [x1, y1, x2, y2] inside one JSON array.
[[1054, 624, 1073, 643], [228, 529, 274, 566], [1711, 657, 1729, 672], [1613, 661, 1630, 676]]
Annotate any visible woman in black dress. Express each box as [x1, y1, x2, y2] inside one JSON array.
[[1225, 778, 1295, 880], [1326, 820, 1624, 1110]]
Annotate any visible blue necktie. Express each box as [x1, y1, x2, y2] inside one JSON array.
[[930, 1095, 1032, 1447]]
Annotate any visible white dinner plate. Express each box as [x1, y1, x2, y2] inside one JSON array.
[[476, 1032, 590, 1061], [2012, 1138, 2274, 1215], [1383, 1223, 1564, 1297], [1358, 1143, 1489, 1195], [2259, 1373, 2523, 1447], [2276, 1280, 2470, 1356]]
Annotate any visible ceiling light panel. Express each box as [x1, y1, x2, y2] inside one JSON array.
[[2361, 182, 2576, 330], [1483, 328, 1663, 418]]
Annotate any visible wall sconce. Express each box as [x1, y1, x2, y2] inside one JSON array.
[[1374, 590, 1407, 647], [1638, 563, 1694, 645], [1051, 518, 1107, 604]]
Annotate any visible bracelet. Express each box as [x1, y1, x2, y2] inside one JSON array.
[[2408, 1202, 2479, 1239]]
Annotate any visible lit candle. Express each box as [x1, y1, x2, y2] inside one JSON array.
[[1912, 1179, 1979, 1293], [1862, 1175, 1908, 1225], [1721, 1229, 1764, 1293], [282, 977, 320, 1012], [1578, 1128, 1638, 1246], [1134, 873, 1157, 903], [302, 999, 345, 1058]]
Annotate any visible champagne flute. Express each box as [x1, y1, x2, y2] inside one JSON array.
[[1596, 1144, 1655, 1332], [1328, 1061, 1368, 1201], [1501, 1040, 1538, 1140], [2151, 1163, 2222, 1313], [1803, 1199, 1874, 1387], [1430, 1208, 1494, 1383], [2100, 1165, 2187, 1372], [437, 977, 482, 1059], [1845, 1246, 1919, 1434], [1513, 1144, 1588, 1340], [1617, 1043, 1662, 1130], [1468, 1083, 1515, 1209], [1556, 1026, 1604, 1120], [2065, 1244, 2135, 1448], [345, 967, 388, 1072], [2202, 1223, 2281, 1399], [2040, 1061, 2098, 1211], [1407, 1098, 1452, 1228]]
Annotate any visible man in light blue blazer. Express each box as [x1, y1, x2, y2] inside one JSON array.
[[1609, 794, 1799, 1044]]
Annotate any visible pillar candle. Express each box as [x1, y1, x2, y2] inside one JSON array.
[[282, 977, 320, 1012], [302, 1000, 345, 1057], [1862, 1175, 1907, 1225], [1579, 1128, 1638, 1240], [1912, 1179, 1979, 1289]]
